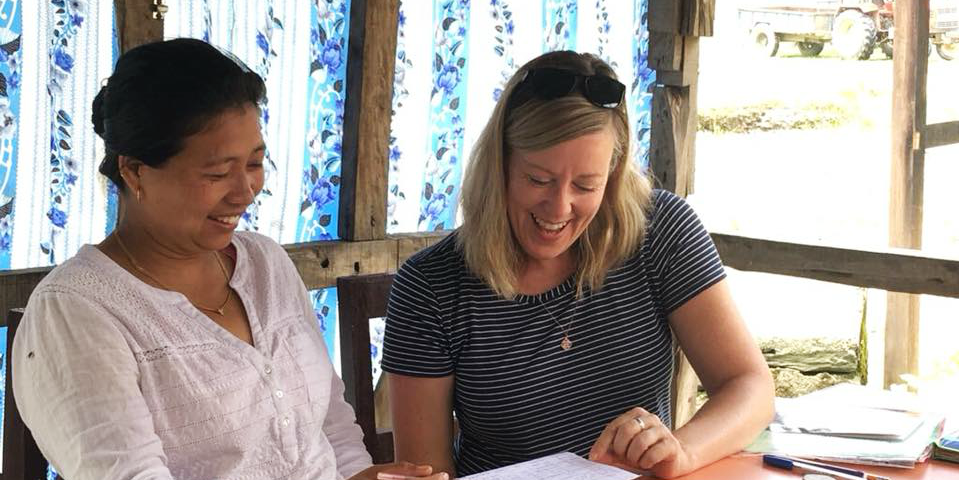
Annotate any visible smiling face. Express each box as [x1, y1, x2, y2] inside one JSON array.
[[130, 104, 265, 254], [505, 127, 614, 271]]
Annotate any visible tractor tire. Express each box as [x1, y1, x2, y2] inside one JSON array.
[[937, 43, 956, 61], [882, 41, 935, 60], [831, 10, 878, 60], [880, 40, 893, 59], [797, 41, 825, 57], [751, 23, 779, 57]]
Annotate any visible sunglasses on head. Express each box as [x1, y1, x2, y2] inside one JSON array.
[[506, 67, 626, 112]]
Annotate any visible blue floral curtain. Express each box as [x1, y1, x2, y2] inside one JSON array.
[[387, 0, 654, 234], [0, 1, 118, 474], [1, 0, 118, 269]]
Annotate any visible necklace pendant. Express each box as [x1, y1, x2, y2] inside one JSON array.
[[561, 335, 572, 351]]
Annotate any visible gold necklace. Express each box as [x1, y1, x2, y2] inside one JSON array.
[[114, 232, 232, 316], [540, 297, 577, 351]]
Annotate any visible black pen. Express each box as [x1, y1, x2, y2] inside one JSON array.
[[782, 456, 892, 480], [763, 454, 866, 480]]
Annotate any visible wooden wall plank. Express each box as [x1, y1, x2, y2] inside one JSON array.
[[648, 33, 684, 72], [925, 120, 959, 149], [113, 0, 164, 52], [886, 0, 930, 388], [682, 0, 716, 37], [654, 36, 699, 88], [338, 0, 400, 241], [649, 0, 682, 34], [3, 231, 958, 321], [711, 234, 959, 298], [650, 84, 697, 196], [284, 232, 448, 290]]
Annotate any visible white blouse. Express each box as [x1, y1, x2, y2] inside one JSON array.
[[12, 232, 372, 480]]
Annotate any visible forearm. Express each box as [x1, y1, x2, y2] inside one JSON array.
[[673, 371, 774, 470], [393, 420, 456, 477], [389, 373, 457, 477]]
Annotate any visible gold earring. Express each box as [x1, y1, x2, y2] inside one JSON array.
[[136, 188, 142, 202]]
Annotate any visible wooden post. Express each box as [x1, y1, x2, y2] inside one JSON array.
[[648, 0, 714, 429], [113, 0, 165, 52], [338, 0, 400, 241], [886, 0, 929, 389]]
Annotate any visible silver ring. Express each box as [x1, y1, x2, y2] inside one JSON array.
[[634, 417, 646, 430]]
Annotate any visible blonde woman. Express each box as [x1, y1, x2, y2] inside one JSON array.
[[383, 51, 774, 479]]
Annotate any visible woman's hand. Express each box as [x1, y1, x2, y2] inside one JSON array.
[[588, 407, 695, 479], [349, 461, 450, 480]]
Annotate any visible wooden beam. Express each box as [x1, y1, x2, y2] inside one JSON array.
[[886, 0, 929, 389], [654, 36, 699, 88], [648, 2, 713, 429], [681, 0, 716, 37], [712, 234, 959, 298], [339, 0, 400, 241], [648, 33, 684, 72], [925, 121, 959, 149], [6, 231, 959, 325], [649, 0, 715, 37], [649, 0, 682, 34], [285, 232, 447, 290], [113, 0, 164, 53]]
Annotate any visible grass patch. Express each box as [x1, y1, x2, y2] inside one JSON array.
[[698, 101, 855, 134]]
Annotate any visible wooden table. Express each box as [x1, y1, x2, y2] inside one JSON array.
[[672, 454, 959, 479]]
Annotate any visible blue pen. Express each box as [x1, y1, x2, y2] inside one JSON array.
[[763, 454, 866, 480]]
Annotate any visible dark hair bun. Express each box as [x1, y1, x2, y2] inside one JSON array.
[[91, 85, 107, 137]]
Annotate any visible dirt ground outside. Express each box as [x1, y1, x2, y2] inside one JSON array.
[[690, 1, 959, 405]]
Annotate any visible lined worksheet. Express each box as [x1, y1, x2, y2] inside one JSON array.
[[459, 452, 640, 480]]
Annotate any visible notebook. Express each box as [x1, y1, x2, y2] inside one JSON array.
[[934, 429, 959, 464]]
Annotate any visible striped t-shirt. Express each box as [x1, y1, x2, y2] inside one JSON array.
[[382, 190, 725, 476]]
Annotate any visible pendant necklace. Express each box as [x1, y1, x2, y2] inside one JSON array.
[[115, 232, 232, 316], [539, 296, 578, 351]]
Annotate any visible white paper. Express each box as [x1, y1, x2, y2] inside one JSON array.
[[459, 452, 640, 480]]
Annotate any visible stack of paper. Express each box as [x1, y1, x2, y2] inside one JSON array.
[[745, 383, 946, 468], [459, 452, 638, 480], [770, 397, 926, 441]]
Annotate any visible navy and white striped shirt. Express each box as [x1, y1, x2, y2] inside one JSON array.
[[382, 190, 725, 476]]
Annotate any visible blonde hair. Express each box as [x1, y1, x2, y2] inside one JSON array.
[[457, 51, 653, 299]]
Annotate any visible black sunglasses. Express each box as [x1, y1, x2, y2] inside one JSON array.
[[506, 67, 626, 112]]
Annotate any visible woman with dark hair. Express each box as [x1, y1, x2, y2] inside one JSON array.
[[12, 38, 445, 480], [383, 51, 775, 478]]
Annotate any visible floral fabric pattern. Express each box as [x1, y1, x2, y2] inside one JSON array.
[[387, 1, 412, 231], [8, 0, 116, 268], [632, 0, 655, 166], [297, 0, 350, 242], [0, 0, 22, 268], [418, 0, 470, 232], [543, 0, 578, 52]]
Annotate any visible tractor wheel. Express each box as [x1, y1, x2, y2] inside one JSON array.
[[883, 41, 935, 59], [880, 40, 893, 59], [832, 9, 878, 60], [937, 42, 956, 61], [751, 23, 779, 57], [797, 41, 825, 57]]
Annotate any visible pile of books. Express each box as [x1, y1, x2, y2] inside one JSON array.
[[745, 383, 947, 468]]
